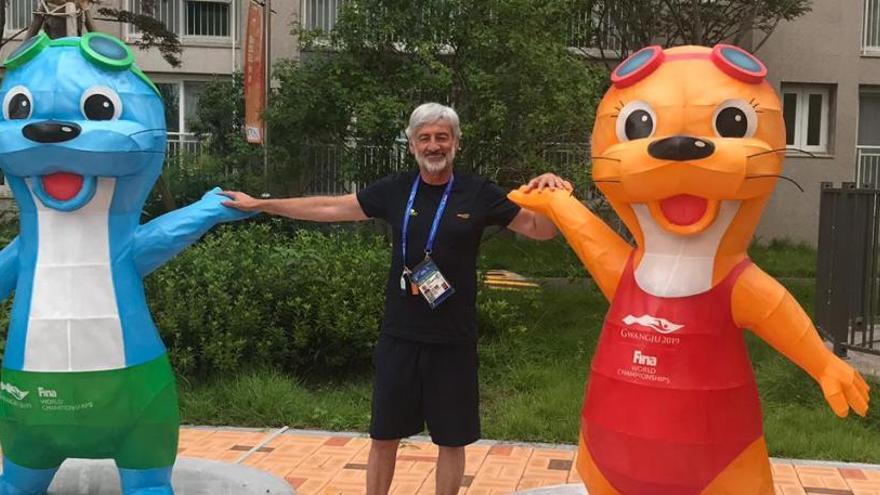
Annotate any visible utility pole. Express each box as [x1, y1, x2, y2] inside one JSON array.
[[262, 0, 272, 196]]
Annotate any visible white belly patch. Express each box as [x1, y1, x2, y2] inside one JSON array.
[[632, 200, 740, 298], [23, 178, 125, 371]]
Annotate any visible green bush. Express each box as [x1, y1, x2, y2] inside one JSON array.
[[0, 218, 538, 377], [145, 221, 389, 377]]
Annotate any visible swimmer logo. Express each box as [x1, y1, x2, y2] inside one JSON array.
[[622, 314, 684, 334]]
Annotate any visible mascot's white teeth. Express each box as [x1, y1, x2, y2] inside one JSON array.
[[41, 172, 84, 200]]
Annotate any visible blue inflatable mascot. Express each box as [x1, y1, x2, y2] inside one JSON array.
[[0, 32, 251, 494]]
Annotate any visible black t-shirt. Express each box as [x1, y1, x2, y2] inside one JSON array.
[[357, 170, 521, 343]]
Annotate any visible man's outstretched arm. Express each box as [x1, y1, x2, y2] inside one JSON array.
[[222, 191, 369, 223]]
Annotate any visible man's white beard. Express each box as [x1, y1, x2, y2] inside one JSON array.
[[416, 148, 456, 175]]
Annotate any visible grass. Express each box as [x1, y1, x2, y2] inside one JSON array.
[[749, 238, 817, 278], [179, 274, 880, 462]]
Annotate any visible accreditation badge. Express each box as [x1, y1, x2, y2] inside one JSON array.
[[410, 256, 455, 309]]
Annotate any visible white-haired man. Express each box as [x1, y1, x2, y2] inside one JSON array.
[[223, 102, 569, 495]]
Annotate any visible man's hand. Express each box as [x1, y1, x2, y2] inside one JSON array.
[[523, 173, 573, 192], [220, 191, 263, 212], [508, 186, 575, 218], [202, 188, 258, 221]]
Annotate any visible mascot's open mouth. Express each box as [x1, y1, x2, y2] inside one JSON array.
[[648, 194, 721, 235], [42, 172, 84, 200], [32, 172, 97, 212], [660, 195, 708, 225]]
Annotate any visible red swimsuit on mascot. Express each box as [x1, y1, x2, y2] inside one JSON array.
[[588, 257, 760, 493], [509, 45, 870, 495]]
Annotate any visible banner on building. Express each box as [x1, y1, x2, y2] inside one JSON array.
[[244, 2, 265, 144]]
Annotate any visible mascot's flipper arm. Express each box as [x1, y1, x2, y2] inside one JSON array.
[[0, 237, 19, 300], [732, 264, 870, 417], [508, 187, 631, 300], [134, 187, 255, 277]]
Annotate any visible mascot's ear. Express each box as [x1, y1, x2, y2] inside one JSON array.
[[711, 44, 767, 84], [611, 45, 664, 89]]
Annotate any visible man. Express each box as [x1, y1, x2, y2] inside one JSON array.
[[222, 102, 569, 495]]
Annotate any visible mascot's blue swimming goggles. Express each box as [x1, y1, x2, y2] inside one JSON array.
[[4, 31, 159, 95]]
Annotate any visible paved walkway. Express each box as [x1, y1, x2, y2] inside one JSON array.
[[176, 426, 880, 495]]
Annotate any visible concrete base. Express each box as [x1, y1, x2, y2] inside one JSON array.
[[514, 484, 588, 495], [45, 458, 295, 495]]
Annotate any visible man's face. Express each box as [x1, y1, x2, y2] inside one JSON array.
[[409, 121, 457, 175]]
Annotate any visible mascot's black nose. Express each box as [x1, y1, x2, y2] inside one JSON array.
[[648, 135, 715, 161], [22, 121, 81, 143]]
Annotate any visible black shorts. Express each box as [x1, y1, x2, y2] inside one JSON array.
[[370, 333, 480, 447]]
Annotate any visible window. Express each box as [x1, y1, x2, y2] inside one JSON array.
[[156, 82, 181, 133], [857, 89, 880, 185], [183, 81, 207, 130], [302, 0, 343, 32], [781, 84, 832, 154], [5, 0, 39, 33], [129, 0, 182, 36], [865, 0, 880, 53], [129, 0, 232, 39], [186, 1, 230, 37], [155, 80, 209, 134]]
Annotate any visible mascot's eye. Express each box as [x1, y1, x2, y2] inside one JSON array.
[[3, 86, 33, 120], [616, 100, 656, 141], [713, 99, 757, 138], [80, 86, 122, 121]]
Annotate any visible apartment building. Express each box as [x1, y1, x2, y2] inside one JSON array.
[[754, 0, 880, 243]]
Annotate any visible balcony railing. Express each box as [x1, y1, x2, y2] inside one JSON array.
[[167, 132, 203, 156], [865, 0, 880, 54], [857, 145, 880, 186]]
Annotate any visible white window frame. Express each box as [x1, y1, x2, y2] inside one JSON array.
[[125, 0, 234, 43], [782, 84, 831, 155]]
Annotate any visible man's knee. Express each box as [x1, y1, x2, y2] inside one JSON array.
[[370, 438, 401, 452], [437, 445, 465, 460]]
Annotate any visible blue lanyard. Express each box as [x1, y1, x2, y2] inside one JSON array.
[[402, 173, 455, 270]]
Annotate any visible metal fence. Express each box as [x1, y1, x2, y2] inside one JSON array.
[[166, 132, 203, 156], [160, 137, 592, 196], [815, 182, 880, 356], [568, 6, 621, 52]]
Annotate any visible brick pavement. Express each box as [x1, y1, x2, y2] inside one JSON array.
[[174, 427, 880, 495]]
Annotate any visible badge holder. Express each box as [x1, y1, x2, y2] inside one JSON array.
[[409, 255, 455, 309]]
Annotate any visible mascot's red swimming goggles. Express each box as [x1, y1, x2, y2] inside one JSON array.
[[611, 44, 768, 88]]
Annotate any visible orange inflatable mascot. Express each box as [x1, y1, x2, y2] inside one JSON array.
[[509, 45, 870, 495]]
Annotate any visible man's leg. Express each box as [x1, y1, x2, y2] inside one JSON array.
[[436, 446, 465, 495], [423, 340, 480, 495], [366, 439, 400, 495], [368, 335, 424, 494]]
